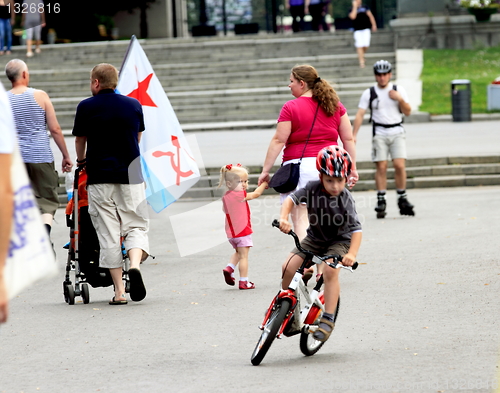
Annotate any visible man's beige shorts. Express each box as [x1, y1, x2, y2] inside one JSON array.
[[88, 183, 149, 269], [372, 133, 407, 162]]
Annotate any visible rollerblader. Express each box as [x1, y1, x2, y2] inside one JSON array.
[[352, 60, 415, 218]]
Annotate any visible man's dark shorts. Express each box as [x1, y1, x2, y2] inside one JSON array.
[[25, 162, 59, 216]]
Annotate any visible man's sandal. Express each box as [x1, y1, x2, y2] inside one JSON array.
[[313, 317, 335, 342]]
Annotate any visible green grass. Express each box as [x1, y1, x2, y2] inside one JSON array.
[[420, 46, 500, 115]]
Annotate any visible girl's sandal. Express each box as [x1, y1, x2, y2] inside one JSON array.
[[313, 317, 335, 342]]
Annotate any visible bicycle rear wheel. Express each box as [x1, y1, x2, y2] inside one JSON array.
[[300, 297, 340, 356], [251, 299, 291, 366]]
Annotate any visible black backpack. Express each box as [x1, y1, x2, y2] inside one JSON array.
[[368, 85, 403, 136]]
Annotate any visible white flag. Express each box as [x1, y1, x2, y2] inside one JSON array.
[[117, 36, 200, 213]]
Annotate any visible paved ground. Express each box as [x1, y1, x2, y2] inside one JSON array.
[[1, 185, 499, 393], [1, 118, 499, 393]]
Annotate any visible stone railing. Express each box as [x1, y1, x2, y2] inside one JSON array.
[[389, 14, 500, 49]]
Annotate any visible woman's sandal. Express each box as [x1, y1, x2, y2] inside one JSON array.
[[313, 317, 335, 342]]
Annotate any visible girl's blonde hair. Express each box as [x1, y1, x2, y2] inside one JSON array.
[[291, 64, 339, 117], [218, 164, 248, 188]]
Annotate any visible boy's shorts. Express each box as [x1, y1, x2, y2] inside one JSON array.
[[291, 235, 350, 261], [228, 234, 253, 249], [372, 133, 407, 162]]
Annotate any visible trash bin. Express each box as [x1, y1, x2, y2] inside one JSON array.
[[451, 79, 471, 122], [487, 82, 500, 111]]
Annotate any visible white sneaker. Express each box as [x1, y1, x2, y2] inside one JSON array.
[[26, 51, 34, 57]]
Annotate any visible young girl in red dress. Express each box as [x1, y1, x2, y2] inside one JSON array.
[[219, 164, 268, 290]]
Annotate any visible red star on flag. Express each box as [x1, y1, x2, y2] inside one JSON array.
[[127, 73, 157, 107]]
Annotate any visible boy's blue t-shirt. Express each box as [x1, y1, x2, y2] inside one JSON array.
[[289, 180, 362, 245]]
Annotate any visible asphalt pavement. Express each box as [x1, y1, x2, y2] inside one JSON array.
[[2, 119, 500, 393]]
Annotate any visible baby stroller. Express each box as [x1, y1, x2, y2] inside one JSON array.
[[63, 165, 130, 305]]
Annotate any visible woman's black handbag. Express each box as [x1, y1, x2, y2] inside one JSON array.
[[268, 162, 301, 193], [268, 103, 320, 194]]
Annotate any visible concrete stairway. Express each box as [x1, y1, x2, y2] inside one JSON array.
[[0, 30, 396, 132], [57, 155, 500, 205], [179, 155, 500, 201]]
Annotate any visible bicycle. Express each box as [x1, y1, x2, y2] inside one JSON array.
[[250, 219, 358, 366]]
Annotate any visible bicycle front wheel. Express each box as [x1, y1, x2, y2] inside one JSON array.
[[300, 297, 340, 356], [251, 299, 291, 366]]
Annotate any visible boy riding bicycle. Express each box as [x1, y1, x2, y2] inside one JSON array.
[[278, 146, 362, 342]]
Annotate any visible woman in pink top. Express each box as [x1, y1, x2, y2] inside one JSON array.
[[258, 64, 358, 240]]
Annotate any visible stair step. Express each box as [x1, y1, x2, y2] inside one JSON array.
[[57, 157, 500, 204]]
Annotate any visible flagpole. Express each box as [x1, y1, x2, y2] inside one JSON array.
[[119, 35, 137, 76]]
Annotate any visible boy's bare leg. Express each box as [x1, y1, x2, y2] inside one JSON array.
[[322, 263, 340, 314], [281, 253, 304, 289]]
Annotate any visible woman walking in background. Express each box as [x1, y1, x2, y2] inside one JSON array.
[[349, 0, 377, 68], [258, 64, 358, 241]]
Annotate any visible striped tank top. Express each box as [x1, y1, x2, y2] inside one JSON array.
[[7, 88, 53, 163]]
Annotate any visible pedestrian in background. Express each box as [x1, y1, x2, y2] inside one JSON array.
[[287, 0, 306, 33], [352, 60, 414, 219], [0, 0, 15, 55], [219, 164, 268, 290], [307, 0, 330, 31], [5, 59, 73, 243], [0, 81, 15, 324], [22, 0, 45, 57], [348, 0, 377, 68], [73, 63, 149, 305], [258, 64, 358, 241]]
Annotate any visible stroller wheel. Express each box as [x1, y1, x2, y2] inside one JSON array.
[[81, 283, 90, 304], [64, 283, 75, 305], [63, 281, 70, 303], [125, 280, 131, 294]]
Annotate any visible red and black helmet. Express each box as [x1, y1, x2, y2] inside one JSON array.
[[316, 145, 352, 179]]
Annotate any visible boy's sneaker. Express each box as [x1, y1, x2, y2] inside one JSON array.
[[222, 266, 235, 286], [239, 281, 255, 290]]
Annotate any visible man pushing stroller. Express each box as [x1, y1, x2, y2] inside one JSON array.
[[73, 63, 149, 305]]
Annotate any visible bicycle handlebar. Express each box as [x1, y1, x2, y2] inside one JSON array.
[[272, 219, 358, 271]]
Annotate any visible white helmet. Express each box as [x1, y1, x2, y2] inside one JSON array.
[[373, 60, 392, 75]]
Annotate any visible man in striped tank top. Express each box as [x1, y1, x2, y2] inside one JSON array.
[[5, 59, 73, 245]]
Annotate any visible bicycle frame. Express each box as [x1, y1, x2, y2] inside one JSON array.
[[259, 261, 325, 339], [258, 220, 356, 338]]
